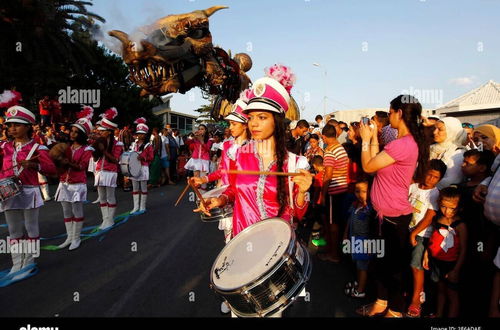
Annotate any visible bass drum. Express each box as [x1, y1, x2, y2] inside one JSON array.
[[210, 218, 312, 317], [119, 151, 142, 178]]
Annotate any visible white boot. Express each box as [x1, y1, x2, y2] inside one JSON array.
[[69, 221, 84, 250], [7, 240, 23, 275], [130, 193, 140, 214], [101, 206, 116, 230], [21, 239, 38, 269], [139, 193, 147, 213], [99, 205, 109, 230], [57, 220, 74, 248]]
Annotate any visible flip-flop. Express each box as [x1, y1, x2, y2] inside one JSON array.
[[356, 302, 388, 317]]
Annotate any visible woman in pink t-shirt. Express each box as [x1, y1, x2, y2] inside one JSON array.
[[356, 95, 431, 318]]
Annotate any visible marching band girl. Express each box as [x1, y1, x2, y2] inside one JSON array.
[[184, 124, 212, 187], [195, 65, 313, 240], [0, 106, 56, 279], [192, 93, 250, 243], [55, 107, 94, 250], [93, 108, 123, 230], [129, 118, 154, 215]]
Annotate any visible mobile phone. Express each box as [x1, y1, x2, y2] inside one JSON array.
[[361, 117, 370, 125]]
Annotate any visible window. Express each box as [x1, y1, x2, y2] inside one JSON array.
[[170, 114, 178, 129], [179, 116, 186, 130]]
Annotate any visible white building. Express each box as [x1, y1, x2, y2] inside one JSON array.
[[434, 80, 500, 126], [152, 95, 197, 134]]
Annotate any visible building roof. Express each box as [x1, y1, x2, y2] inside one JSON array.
[[436, 80, 500, 114]]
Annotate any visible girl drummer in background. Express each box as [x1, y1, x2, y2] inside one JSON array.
[[0, 106, 56, 282], [129, 118, 154, 215], [184, 124, 212, 190], [93, 108, 124, 230], [195, 64, 313, 239], [193, 91, 251, 188], [54, 107, 95, 250], [192, 92, 251, 243]]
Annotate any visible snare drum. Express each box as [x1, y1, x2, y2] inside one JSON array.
[[197, 186, 233, 223], [119, 151, 142, 178], [210, 218, 312, 317], [0, 177, 22, 202]]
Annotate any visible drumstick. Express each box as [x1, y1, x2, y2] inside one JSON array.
[[174, 183, 190, 207], [224, 169, 304, 177], [188, 180, 209, 209]]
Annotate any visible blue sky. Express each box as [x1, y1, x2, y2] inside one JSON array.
[[90, 0, 500, 121]]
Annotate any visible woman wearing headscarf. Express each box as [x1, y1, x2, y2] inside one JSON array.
[[430, 117, 467, 189], [473, 124, 500, 155]]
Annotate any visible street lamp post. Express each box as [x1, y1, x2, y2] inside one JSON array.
[[313, 62, 327, 117]]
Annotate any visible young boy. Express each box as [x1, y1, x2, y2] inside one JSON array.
[[407, 159, 447, 317], [343, 178, 375, 298]]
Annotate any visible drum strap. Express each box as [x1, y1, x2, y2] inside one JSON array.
[[13, 142, 39, 177], [287, 152, 297, 214]]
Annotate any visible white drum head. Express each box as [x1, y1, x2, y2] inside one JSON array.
[[125, 151, 142, 177], [212, 218, 291, 291], [202, 185, 229, 198]]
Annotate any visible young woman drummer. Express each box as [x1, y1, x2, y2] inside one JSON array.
[[194, 64, 313, 239], [93, 107, 123, 230], [194, 65, 313, 317], [55, 107, 94, 250], [129, 117, 154, 215], [0, 106, 56, 280]]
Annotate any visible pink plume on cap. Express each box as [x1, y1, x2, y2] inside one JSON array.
[[134, 117, 147, 125], [0, 90, 22, 108], [77, 105, 94, 119], [264, 64, 296, 93], [101, 107, 118, 120], [239, 88, 252, 103]]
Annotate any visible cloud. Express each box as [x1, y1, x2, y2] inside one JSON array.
[[449, 76, 477, 86]]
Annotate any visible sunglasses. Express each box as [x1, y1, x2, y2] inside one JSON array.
[[462, 123, 474, 129]]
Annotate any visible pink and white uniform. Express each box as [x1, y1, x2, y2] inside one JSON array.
[[220, 142, 310, 237]]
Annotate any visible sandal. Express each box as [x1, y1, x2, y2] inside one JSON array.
[[350, 288, 366, 298], [384, 309, 403, 318], [356, 301, 388, 317], [406, 304, 421, 318], [344, 281, 358, 296]]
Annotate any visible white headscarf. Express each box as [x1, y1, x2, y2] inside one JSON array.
[[430, 117, 467, 160]]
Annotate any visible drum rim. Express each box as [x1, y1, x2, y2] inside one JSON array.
[[210, 218, 294, 292], [225, 244, 312, 318]]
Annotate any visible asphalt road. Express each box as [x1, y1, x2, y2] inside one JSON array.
[[0, 182, 365, 317]]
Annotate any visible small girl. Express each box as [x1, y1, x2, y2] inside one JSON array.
[[0, 106, 56, 281], [93, 108, 124, 230], [343, 178, 375, 298], [423, 187, 467, 318], [55, 107, 94, 250], [184, 124, 212, 186], [129, 118, 154, 215]]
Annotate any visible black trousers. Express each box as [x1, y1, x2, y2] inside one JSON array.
[[372, 213, 412, 313]]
